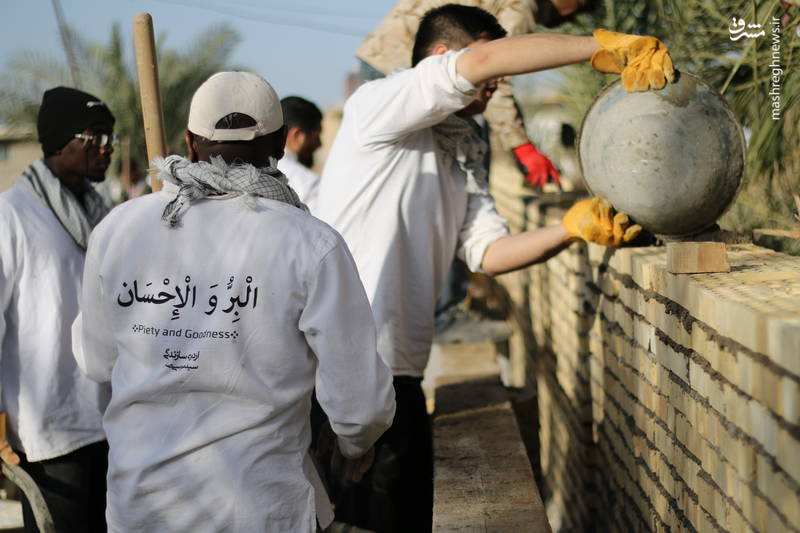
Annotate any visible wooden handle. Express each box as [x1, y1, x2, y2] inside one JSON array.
[[2, 464, 55, 532], [133, 12, 166, 192]]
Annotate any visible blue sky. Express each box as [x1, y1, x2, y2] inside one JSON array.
[[1, 0, 399, 109], [1, 0, 563, 112]]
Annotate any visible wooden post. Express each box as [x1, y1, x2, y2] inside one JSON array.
[[133, 12, 166, 192]]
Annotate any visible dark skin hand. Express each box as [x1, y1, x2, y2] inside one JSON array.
[[44, 121, 114, 200]]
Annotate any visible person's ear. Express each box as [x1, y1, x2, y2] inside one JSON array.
[[185, 130, 198, 162], [431, 43, 449, 56], [284, 125, 302, 152]]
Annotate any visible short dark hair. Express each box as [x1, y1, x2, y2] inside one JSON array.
[[280, 96, 322, 133], [411, 4, 506, 67]]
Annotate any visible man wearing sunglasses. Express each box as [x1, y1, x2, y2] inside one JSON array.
[[0, 87, 115, 532]]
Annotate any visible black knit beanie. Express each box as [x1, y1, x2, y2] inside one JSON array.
[[37, 87, 116, 157]]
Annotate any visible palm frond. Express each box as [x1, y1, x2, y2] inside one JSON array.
[[0, 22, 241, 185]]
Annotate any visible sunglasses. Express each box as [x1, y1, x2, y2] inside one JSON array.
[[74, 133, 120, 149]]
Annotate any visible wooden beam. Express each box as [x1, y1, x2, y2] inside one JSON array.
[[753, 228, 800, 239], [666, 242, 730, 274]]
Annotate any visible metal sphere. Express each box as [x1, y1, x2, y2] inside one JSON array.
[[578, 72, 745, 237]]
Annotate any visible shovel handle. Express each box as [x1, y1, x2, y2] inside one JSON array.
[[2, 463, 55, 533], [133, 12, 166, 192], [0, 414, 54, 532]]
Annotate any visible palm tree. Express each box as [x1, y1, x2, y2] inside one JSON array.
[[521, 0, 799, 251], [0, 22, 240, 196]]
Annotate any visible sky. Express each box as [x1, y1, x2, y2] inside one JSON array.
[[0, 0, 400, 109]]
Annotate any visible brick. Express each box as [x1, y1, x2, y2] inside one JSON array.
[[751, 364, 782, 419], [654, 336, 690, 383], [781, 375, 800, 425], [733, 438, 756, 484], [691, 325, 720, 370], [529, 227, 800, 533], [776, 426, 800, 485], [633, 316, 658, 355], [767, 316, 800, 377], [716, 346, 739, 387]]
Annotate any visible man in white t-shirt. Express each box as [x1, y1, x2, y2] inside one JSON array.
[[316, 4, 672, 532], [277, 96, 323, 211], [72, 71, 395, 533], [0, 87, 115, 533]]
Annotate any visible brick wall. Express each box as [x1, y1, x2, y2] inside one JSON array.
[[489, 176, 800, 532]]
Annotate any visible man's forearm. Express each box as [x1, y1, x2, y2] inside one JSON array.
[[457, 34, 599, 86], [481, 224, 571, 276]]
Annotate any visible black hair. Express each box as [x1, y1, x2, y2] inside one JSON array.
[[280, 96, 322, 133], [411, 4, 506, 67], [214, 112, 257, 129]]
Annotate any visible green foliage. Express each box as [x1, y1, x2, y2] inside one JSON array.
[[0, 22, 241, 176], [526, 0, 799, 251]]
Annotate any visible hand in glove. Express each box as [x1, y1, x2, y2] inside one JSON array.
[[563, 197, 642, 246], [514, 142, 561, 188], [590, 29, 675, 91]]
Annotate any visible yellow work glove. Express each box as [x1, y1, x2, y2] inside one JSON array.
[[563, 197, 642, 247], [590, 29, 675, 91]]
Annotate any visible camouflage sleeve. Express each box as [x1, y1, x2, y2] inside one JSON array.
[[494, 0, 537, 37], [485, 79, 529, 151], [486, 0, 536, 150], [355, 0, 438, 73]]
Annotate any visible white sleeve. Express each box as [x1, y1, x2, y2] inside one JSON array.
[[0, 226, 17, 412], [457, 192, 510, 272], [352, 50, 477, 146], [72, 233, 118, 383], [299, 236, 396, 458]]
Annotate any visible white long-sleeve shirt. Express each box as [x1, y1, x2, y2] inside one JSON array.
[[0, 183, 107, 461], [316, 50, 509, 377], [278, 149, 320, 212], [73, 187, 395, 533]]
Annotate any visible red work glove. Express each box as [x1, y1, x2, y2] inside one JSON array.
[[513, 142, 561, 188]]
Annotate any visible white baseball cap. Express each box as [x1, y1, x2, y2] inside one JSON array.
[[187, 71, 283, 141]]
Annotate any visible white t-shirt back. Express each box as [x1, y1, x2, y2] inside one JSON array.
[[74, 188, 395, 532]]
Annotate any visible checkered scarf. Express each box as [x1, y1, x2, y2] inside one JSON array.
[[154, 155, 307, 227], [432, 114, 489, 195], [18, 159, 111, 250]]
